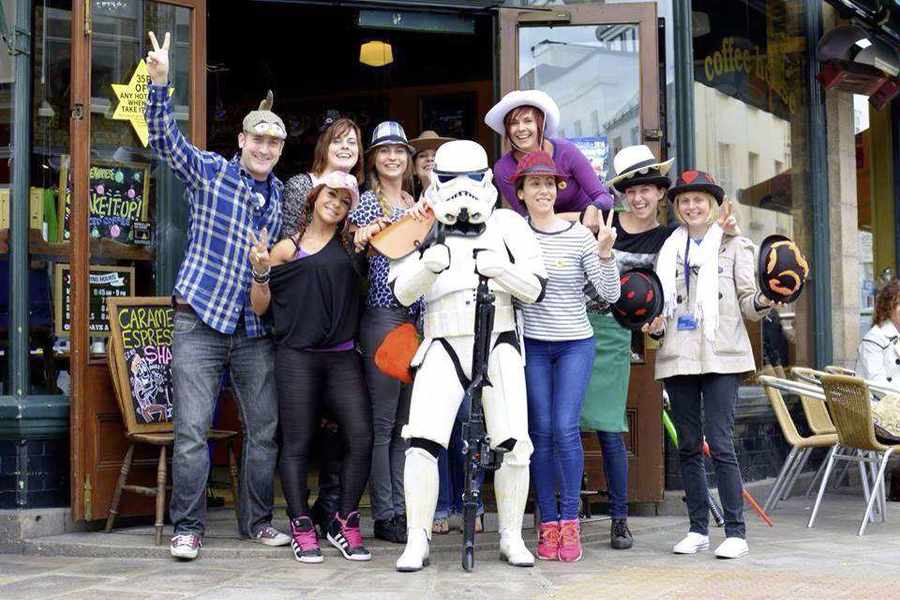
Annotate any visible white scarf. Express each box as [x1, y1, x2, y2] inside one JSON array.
[[657, 223, 724, 342]]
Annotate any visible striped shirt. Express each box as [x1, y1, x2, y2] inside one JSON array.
[[522, 221, 620, 341], [146, 84, 282, 337]]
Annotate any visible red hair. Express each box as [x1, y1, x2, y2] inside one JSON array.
[[504, 106, 545, 150]]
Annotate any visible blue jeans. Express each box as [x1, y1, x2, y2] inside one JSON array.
[[436, 400, 484, 519], [170, 311, 278, 537], [596, 431, 628, 518], [525, 336, 595, 523], [664, 373, 745, 539]]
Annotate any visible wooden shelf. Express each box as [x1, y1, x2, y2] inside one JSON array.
[[0, 229, 154, 261]]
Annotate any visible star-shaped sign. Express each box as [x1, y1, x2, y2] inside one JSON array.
[[111, 59, 172, 147]]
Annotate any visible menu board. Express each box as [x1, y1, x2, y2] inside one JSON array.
[[53, 264, 135, 337], [59, 157, 150, 243], [107, 297, 175, 433]]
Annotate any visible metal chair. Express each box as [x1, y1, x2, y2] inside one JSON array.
[[759, 376, 839, 513], [810, 374, 900, 535]]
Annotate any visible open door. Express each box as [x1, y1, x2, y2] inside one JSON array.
[[500, 3, 664, 503], [69, 0, 206, 521]]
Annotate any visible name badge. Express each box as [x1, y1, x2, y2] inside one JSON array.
[[677, 314, 698, 331]]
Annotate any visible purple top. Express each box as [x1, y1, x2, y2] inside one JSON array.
[[493, 137, 614, 215], [291, 245, 355, 353]]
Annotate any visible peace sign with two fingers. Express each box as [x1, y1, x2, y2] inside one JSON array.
[[146, 31, 171, 86], [596, 208, 618, 259], [248, 227, 271, 274]]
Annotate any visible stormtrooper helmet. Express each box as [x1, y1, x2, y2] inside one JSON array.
[[425, 140, 497, 232]]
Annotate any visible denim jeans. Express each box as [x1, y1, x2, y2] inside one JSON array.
[[359, 307, 413, 521], [524, 336, 595, 523], [664, 373, 745, 539], [170, 310, 278, 537], [596, 431, 628, 518], [436, 400, 485, 519]]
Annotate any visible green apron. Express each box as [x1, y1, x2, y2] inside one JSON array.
[[580, 312, 631, 433]]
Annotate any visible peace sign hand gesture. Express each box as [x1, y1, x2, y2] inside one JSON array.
[[248, 227, 271, 274], [596, 209, 617, 259], [717, 198, 740, 235], [146, 31, 171, 86]]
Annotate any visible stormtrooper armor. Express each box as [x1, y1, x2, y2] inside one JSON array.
[[388, 140, 547, 572]]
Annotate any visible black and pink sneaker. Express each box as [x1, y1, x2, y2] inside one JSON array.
[[289, 516, 323, 564], [326, 511, 371, 561]]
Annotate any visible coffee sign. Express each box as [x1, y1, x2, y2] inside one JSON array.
[[54, 264, 135, 337]]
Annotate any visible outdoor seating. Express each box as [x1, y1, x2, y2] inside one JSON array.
[[810, 374, 900, 535], [758, 375, 838, 513]]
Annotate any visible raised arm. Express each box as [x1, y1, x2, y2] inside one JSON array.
[[145, 31, 223, 189]]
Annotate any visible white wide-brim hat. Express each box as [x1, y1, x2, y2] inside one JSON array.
[[485, 90, 560, 139], [607, 144, 675, 191]]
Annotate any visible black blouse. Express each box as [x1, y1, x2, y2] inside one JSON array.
[[268, 234, 366, 350]]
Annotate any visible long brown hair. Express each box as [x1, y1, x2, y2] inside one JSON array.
[[874, 280, 900, 326], [366, 145, 414, 216], [311, 118, 364, 184]]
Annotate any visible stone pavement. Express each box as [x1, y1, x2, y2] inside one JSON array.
[[2, 492, 900, 599]]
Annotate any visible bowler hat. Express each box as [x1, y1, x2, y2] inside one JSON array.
[[508, 151, 566, 186], [611, 268, 664, 330], [667, 170, 725, 204], [757, 234, 809, 304]]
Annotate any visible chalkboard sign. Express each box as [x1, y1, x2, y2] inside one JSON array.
[[59, 156, 150, 243], [107, 297, 175, 433], [54, 264, 135, 337]]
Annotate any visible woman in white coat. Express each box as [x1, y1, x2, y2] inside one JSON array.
[[856, 279, 900, 440]]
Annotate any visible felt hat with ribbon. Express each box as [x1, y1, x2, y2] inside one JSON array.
[[367, 121, 415, 154], [757, 234, 810, 303], [484, 90, 560, 138], [507, 151, 566, 187], [607, 145, 674, 193], [409, 130, 454, 156], [242, 90, 287, 140], [611, 268, 665, 330], [667, 170, 725, 204]]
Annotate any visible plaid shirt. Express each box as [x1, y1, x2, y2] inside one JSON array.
[[146, 84, 282, 337]]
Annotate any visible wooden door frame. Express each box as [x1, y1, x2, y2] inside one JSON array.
[[498, 2, 665, 503], [499, 3, 661, 160], [69, 0, 207, 521]]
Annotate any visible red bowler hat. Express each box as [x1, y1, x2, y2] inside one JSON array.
[[508, 151, 566, 186]]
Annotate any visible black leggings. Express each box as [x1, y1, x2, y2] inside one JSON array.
[[275, 345, 373, 518]]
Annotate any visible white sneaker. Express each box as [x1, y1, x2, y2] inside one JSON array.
[[396, 528, 430, 572], [714, 537, 749, 559], [672, 532, 709, 554], [499, 532, 535, 567], [170, 533, 201, 560]]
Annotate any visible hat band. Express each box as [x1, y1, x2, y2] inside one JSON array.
[[618, 157, 662, 176], [371, 134, 410, 147]]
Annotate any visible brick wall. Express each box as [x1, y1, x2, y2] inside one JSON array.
[[0, 437, 69, 509]]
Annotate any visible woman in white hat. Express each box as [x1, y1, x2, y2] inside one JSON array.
[[348, 121, 420, 545], [485, 90, 614, 232]]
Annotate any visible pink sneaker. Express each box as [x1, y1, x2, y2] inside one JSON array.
[[289, 516, 323, 563], [537, 522, 560, 561], [558, 519, 583, 562]]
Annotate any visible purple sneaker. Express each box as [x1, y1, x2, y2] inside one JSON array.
[[253, 524, 290, 547], [289, 516, 324, 563], [170, 533, 201, 560], [327, 511, 371, 561]]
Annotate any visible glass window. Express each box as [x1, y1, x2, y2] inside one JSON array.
[[692, 0, 814, 371]]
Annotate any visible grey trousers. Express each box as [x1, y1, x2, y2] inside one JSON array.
[[359, 306, 413, 521]]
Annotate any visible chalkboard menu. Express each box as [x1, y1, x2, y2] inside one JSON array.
[[59, 157, 150, 243], [54, 264, 135, 337], [107, 297, 175, 433]]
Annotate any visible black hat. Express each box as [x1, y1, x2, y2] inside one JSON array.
[[611, 268, 664, 330], [757, 234, 809, 304], [667, 170, 725, 204]]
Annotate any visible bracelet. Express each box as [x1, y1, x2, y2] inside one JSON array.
[[252, 265, 271, 284]]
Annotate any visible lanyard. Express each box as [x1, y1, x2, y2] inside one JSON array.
[[683, 235, 692, 303]]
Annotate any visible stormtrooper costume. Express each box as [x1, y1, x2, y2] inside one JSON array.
[[389, 140, 547, 572]]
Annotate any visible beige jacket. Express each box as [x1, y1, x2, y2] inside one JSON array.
[[654, 234, 770, 380]]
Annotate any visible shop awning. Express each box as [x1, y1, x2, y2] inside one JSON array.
[[737, 170, 794, 214], [824, 0, 900, 47]]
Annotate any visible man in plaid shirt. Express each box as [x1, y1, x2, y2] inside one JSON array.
[[145, 31, 289, 560]]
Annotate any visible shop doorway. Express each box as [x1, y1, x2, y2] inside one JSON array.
[[205, 2, 497, 175]]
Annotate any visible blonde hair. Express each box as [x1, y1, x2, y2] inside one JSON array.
[[673, 191, 719, 225]]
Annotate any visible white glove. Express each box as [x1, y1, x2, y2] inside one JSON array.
[[422, 243, 450, 274], [475, 249, 507, 279]]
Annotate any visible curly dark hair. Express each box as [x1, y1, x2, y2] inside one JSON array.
[[874, 279, 900, 326], [291, 186, 356, 256]]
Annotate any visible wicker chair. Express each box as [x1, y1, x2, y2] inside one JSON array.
[[810, 374, 900, 535], [759, 376, 839, 513], [825, 365, 857, 376]]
